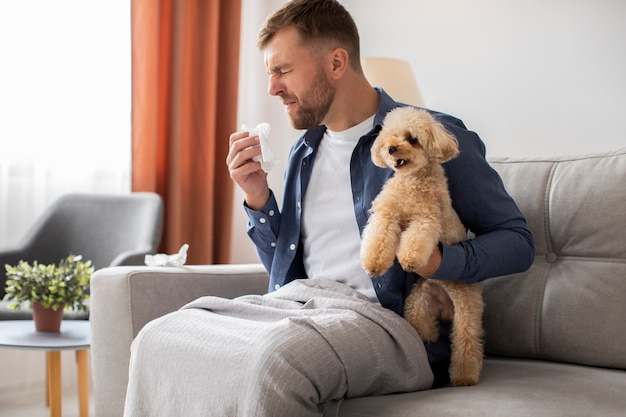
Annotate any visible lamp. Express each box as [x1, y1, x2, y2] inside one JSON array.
[[361, 57, 425, 107]]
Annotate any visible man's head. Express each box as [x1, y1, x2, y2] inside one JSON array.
[[257, 0, 361, 70], [258, 0, 363, 130]]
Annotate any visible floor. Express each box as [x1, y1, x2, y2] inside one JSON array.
[[0, 344, 94, 417], [0, 392, 94, 417]]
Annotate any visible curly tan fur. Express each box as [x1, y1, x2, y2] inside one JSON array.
[[360, 107, 484, 386]]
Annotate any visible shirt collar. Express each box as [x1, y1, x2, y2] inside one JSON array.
[[302, 88, 400, 148]]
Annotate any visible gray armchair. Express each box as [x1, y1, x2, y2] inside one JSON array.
[[1, 192, 164, 319]]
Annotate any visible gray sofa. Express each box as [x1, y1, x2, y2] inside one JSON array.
[[90, 149, 626, 417]]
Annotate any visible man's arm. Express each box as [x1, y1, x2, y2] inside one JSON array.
[[431, 119, 535, 283]]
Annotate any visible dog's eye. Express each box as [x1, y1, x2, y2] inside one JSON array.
[[407, 136, 418, 145]]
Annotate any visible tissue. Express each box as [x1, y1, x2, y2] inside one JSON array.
[[242, 122, 279, 173], [145, 244, 189, 267]]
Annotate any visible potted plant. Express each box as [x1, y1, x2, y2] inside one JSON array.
[[3, 254, 93, 332]]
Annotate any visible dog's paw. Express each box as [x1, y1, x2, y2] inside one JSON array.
[[397, 253, 427, 273], [449, 355, 482, 386], [360, 241, 396, 277], [398, 258, 422, 274], [450, 375, 480, 387], [397, 245, 430, 273], [361, 257, 391, 277]]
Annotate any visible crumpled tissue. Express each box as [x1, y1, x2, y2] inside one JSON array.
[[242, 122, 279, 173], [145, 243, 189, 267]]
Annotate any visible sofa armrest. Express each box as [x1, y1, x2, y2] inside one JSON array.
[[90, 264, 269, 417]]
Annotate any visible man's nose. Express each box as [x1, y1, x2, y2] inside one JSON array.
[[268, 77, 283, 97]]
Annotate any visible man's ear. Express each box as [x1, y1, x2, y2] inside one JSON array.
[[328, 47, 349, 80]]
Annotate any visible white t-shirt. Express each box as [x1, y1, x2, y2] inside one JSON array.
[[301, 115, 379, 303]]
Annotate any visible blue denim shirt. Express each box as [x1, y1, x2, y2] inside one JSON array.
[[244, 89, 534, 377]]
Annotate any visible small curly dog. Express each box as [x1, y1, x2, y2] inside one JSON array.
[[360, 106, 484, 386]]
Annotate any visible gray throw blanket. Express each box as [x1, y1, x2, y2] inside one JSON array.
[[123, 279, 433, 417]]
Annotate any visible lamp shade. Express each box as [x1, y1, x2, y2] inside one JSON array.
[[361, 57, 425, 107]]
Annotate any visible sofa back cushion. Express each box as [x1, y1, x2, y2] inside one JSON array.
[[482, 148, 626, 370]]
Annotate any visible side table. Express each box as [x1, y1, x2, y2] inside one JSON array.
[[0, 320, 91, 417]]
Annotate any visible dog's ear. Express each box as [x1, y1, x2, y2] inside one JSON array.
[[370, 135, 388, 168], [422, 118, 459, 163]]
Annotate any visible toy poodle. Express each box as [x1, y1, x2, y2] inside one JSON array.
[[360, 106, 484, 386]]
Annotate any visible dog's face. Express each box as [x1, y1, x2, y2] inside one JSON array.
[[372, 107, 459, 175]]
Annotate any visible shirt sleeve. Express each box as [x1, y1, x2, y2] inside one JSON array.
[[430, 119, 535, 283], [244, 191, 281, 273]]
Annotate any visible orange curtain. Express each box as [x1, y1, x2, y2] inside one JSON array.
[[131, 0, 241, 264]]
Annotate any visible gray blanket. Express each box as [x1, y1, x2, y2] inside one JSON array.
[[123, 279, 433, 417]]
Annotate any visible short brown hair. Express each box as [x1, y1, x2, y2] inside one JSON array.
[[257, 0, 361, 68]]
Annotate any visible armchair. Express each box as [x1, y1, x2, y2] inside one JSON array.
[[1, 192, 164, 319]]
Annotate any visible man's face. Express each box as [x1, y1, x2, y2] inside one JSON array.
[[264, 26, 335, 129]]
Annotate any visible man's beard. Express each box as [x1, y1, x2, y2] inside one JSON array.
[[289, 69, 335, 130]]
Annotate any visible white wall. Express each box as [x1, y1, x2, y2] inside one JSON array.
[[231, 0, 626, 264], [345, 0, 626, 157]]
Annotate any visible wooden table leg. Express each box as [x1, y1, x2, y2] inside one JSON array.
[[47, 351, 62, 417], [76, 349, 90, 417], [46, 354, 50, 406]]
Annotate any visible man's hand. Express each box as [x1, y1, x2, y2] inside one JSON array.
[[227, 131, 271, 210], [416, 244, 442, 278]]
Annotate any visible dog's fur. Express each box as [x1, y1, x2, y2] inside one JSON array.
[[360, 107, 484, 386]]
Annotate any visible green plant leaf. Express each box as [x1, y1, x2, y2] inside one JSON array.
[[3, 254, 93, 312]]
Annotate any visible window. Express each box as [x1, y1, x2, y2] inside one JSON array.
[[0, 1, 131, 247]]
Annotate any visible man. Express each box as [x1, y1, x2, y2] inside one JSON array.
[[124, 1, 534, 416], [228, 0, 533, 387]]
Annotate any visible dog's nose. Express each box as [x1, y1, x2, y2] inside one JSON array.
[[388, 146, 397, 155]]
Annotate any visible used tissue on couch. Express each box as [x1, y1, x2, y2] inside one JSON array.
[[145, 244, 189, 267]]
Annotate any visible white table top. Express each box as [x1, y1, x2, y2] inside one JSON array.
[[0, 320, 90, 351]]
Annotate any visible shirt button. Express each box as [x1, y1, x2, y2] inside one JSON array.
[[259, 217, 266, 224], [271, 242, 276, 247], [269, 210, 275, 216], [274, 284, 281, 290], [289, 244, 296, 251], [297, 201, 301, 209]]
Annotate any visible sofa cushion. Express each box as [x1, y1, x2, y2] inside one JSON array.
[[339, 357, 626, 417], [483, 149, 626, 369]]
